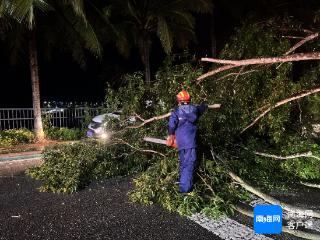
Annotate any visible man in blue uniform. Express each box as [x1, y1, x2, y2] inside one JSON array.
[[167, 90, 207, 193]]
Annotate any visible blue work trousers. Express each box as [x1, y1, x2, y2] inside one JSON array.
[[178, 148, 197, 193]]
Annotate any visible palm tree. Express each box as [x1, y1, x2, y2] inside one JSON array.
[[107, 0, 213, 84], [0, 0, 102, 142]]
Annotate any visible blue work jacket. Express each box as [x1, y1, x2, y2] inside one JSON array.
[[168, 103, 207, 150]]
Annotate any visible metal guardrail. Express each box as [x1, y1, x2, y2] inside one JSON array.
[[0, 107, 104, 130]]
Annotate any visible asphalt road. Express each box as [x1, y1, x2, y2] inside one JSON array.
[[0, 175, 222, 240]]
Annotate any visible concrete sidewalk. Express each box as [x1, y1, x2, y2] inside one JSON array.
[[0, 152, 43, 176]]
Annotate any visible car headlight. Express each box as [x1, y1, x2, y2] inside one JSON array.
[[98, 132, 113, 142], [100, 133, 109, 139]]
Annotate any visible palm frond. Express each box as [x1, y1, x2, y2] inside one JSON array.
[[127, 0, 141, 25], [80, 20, 102, 57], [0, 0, 5, 17], [9, 0, 52, 28], [169, 11, 194, 29], [58, 6, 102, 57], [61, 0, 87, 25], [105, 0, 212, 58], [0, 1, 12, 31]]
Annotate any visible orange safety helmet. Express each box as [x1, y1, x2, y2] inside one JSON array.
[[176, 90, 191, 102]]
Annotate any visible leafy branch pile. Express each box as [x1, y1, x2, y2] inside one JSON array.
[[129, 154, 248, 217], [27, 140, 152, 193]]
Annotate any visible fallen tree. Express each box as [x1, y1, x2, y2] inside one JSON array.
[[212, 151, 320, 218], [27, 18, 320, 239]]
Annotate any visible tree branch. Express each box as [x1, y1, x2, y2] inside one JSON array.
[[215, 69, 259, 81], [197, 52, 320, 82], [197, 65, 240, 83], [201, 52, 320, 65], [197, 172, 215, 195], [254, 103, 271, 113], [240, 146, 317, 160], [228, 171, 320, 218], [127, 112, 172, 129], [127, 104, 221, 129], [254, 151, 320, 160], [114, 138, 166, 157], [282, 35, 305, 39], [241, 86, 320, 133], [300, 182, 320, 189], [277, 33, 320, 69], [284, 33, 319, 55], [210, 151, 320, 218]]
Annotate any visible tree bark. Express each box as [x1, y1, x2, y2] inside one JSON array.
[[29, 29, 45, 142], [300, 182, 320, 189], [197, 52, 320, 82], [284, 33, 319, 55], [197, 65, 239, 83], [240, 145, 318, 160], [201, 52, 320, 65]]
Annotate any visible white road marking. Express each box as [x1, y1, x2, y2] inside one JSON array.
[[190, 213, 274, 240]]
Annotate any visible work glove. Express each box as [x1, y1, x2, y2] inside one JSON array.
[[166, 135, 177, 148]]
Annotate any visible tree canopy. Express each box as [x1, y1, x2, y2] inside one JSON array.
[[105, 0, 213, 83]]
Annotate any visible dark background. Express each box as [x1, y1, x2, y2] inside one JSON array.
[[1, 0, 319, 107]]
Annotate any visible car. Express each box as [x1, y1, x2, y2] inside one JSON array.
[[86, 111, 136, 139]]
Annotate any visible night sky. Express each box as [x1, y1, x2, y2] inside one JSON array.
[[1, 0, 319, 108]]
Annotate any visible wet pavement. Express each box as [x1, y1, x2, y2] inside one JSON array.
[[0, 175, 221, 240], [2, 172, 320, 240]]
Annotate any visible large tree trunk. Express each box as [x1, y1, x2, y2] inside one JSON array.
[[29, 29, 45, 142], [140, 35, 151, 85]]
